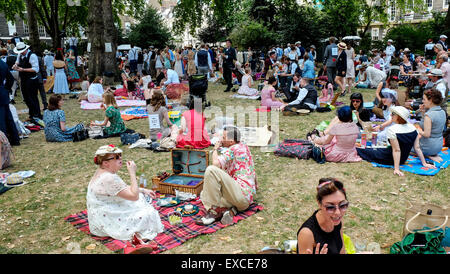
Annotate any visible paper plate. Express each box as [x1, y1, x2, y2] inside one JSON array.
[[296, 109, 310, 115]]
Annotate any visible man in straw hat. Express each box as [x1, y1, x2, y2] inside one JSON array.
[[438, 34, 448, 52], [427, 68, 448, 116], [12, 42, 42, 120]]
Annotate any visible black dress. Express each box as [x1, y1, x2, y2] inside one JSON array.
[[0, 60, 20, 146], [336, 51, 347, 77], [297, 210, 343, 254]]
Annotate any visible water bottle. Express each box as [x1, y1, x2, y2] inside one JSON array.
[[139, 174, 147, 188]]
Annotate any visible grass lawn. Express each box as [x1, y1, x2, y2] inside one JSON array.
[[0, 81, 448, 254]]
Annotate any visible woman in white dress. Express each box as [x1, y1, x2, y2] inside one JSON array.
[[87, 76, 104, 103], [155, 49, 163, 76], [238, 67, 259, 96], [174, 49, 184, 79], [345, 42, 355, 95], [87, 145, 164, 253]]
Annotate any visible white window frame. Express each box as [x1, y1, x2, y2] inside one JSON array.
[[444, 0, 449, 9], [38, 25, 46, 37], [388, 1, 396, 21], [372, 28, 380, 41], [7, 21, 16, 36], [23, 22, 29, 35], [426, 0, 433, 9]]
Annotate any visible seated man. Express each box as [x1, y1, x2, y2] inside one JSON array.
[[356, 64, 387, 89], [161, 67, 180, 86], [264, 51, 277, 76], [279, 58, 299, 91], [283, 78, 318, 115], [282, 72, 301, 103], [196, 126, 257, 226]]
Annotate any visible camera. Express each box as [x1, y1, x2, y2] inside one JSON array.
[[411, 99, 422, 111]]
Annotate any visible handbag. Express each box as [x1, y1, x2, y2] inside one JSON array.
[[72, 124, 88, 142], [120, 132, 144, 145], [87, 126, 104, 138], [390, 230, 446, 254], [402, 202, 449, 247], [311, 144, 326, 164], [274, 139, 313, 160]]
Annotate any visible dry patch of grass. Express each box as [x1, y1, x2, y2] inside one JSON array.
[[0, 82, 448, 254]]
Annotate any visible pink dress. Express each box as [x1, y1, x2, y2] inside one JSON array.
[[319, 123, 362, 162], [176, 109, 211, 149], [238, 75, 259, 96], [319, 83, 334, 103], [261, 85, 284, 108]]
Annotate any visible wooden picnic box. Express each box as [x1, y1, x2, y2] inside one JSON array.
[[154, 148, 209, 196]]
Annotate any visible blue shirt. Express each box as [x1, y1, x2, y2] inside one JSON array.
[[302, 59, 315, 79]]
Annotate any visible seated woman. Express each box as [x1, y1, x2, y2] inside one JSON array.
[[0, 130, 13, 170], [349, 92, 371, 131], [414, 89, 446, 162], [261, 76, 287, 110], [312, 106, 362, 163], [146, 90, 174, 141], [113, 66, 132, 97], [126, 80, 145, 100], [372, 90, 397, 142], [317, 76, 334, 104], [237, 67, 259, 97], [90, 92, 127, 138], [87, 76, 104, 103], [176, 98, 211, 149], [297, 178, 348, 254], [357, 106, 434, 176], [87, 145, 163, 254], [139, 70, 152, 90], [43, 94, 84, 142]]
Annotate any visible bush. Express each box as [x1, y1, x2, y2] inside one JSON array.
[[229, 20, 277, 51]]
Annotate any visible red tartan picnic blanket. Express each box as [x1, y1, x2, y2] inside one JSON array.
[[64, 197, 263, 254]]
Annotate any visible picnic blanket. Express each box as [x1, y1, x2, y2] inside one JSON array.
[[371, 148, 450, 176], [64, 196, 263, 254], [121, 107, 148, 121], [80, 99, 146, 110]]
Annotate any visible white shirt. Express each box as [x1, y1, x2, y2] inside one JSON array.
[[366, 66, 387, 87], [425, 43, 435, 51], [288, 87, 317, 110], [434, 79, 447, 100], [87, 83, 104, 98], [163, 69, 180, 85], [15, 50, 39, 76], [44, 55, 54, 69], [385, 45, 395, 56], [128, 47, 139, 61]]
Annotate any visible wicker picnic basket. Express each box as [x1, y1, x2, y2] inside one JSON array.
[[156, 148, 209, 196]]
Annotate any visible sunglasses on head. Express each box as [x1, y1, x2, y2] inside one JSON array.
[[323, 201, 349, 213], [104, 154, 122, 161]]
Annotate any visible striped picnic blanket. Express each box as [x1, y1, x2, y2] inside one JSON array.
[[120, 107, 148, 121], [64, 196, 263, 254]]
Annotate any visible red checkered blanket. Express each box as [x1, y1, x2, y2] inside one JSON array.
[[64, 197, 263, 254]]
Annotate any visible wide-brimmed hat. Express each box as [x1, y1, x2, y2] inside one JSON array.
[[5, 174, 27, 187], [43, 49, 50, 55], [391, 106, 410, 122], [404, 48, 411, 52], [338, 42, 347, 49], [295, 41, 301, 45], [428, 68, 443, 77], [13, 42, 30, 54], [95, 144, 123, 156], [310, 45, 316, 49]]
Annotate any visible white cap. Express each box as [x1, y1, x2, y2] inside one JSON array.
[[387, 39, 393, 43], [440, 35, 448, 39]]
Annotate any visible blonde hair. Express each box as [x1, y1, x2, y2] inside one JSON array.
[[103, 92, 118, 108], [266, 69, 274, 80]]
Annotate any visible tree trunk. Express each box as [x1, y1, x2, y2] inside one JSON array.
[[25, 0, 41, 55], [87, 0, 105, 82], [445, 9, 450, 37], [102, 0, 119, 82]]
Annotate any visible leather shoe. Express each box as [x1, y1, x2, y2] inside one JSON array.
[[195, 207, 228, 226]]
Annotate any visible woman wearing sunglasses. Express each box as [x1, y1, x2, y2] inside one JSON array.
[[86, 145, 163, 253], [297, 178, 349, 254], [349, 93, 371, 131]]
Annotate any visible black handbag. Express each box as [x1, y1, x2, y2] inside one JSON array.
[[312, 144, 326, 164], [72, 124, 89, 142]]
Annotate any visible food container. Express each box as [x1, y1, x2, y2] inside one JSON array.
[[168, 212, 183, 225]]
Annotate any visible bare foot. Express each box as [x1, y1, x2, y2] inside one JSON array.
[[428, 155, 442, 163]]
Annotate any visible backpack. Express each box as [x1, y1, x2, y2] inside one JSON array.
[[274, 139, 313, 160], [311, 144, 326, 164]]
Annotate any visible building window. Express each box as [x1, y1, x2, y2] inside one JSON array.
[[389, 1, 396, 21], [23, 22, 29, 35], [7, 21, 16, 36], [426, 0, 432, 8], [444, 0, 449, 8], [372, 28, 379, 41], [38, 25, 46, 37]]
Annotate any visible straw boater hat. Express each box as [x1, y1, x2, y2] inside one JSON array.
[[391, 106, 410, 122], [5, 174, 27, 187], [13, 42, 30, 54], [404, 48, 411, 52], [338, 42, 347, 50], [428, 69, 443, 77]]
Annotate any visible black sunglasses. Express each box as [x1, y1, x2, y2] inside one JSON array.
[[104, 154, 122, 161], [323, 201, 350, 213]]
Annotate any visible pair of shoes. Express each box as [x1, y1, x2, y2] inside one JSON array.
[[220, 209, 235, 225], [340, 90, 347, 97], [195, 207, 228, 226]]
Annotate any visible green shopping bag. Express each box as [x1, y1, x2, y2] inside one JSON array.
[[315, 120, 330, 132], [390, 228, 446, 254]]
